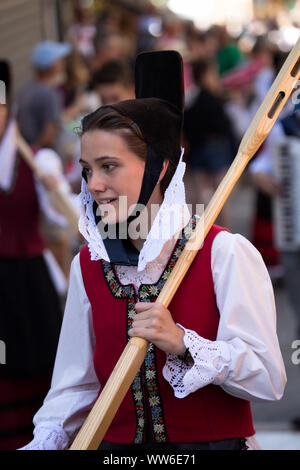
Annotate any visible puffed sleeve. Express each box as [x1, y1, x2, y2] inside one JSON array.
[[20, 254, 99, 450], [163, 231, 287, 402], [34, 148, 80, 227]]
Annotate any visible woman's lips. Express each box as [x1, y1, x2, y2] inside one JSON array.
[[96, 198, 117, 205]]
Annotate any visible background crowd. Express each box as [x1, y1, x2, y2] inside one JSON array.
[[1, 0, 300, 450]]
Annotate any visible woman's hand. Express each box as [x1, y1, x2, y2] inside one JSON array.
[[128, 301, 186, 355]]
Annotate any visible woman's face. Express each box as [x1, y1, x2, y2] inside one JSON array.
[[80, 129, 146, 224]]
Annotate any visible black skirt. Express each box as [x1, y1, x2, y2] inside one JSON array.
[[0, 254, 63, 378]]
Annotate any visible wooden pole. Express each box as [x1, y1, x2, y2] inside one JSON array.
[[70, 36, 300, 450]]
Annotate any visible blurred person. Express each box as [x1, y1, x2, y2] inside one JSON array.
[[95, 7, 123, 35], [248, 41, 290, 279], [59, 50, 91, 120], [57, 50, 92, 187], [92, 31, 131, 73], [249, 104, 300, 429], [16, 41, 78, 280], [92, 60, 134, 106], [184, 59, 238, 228], [0, 60, 63, 450], [186, 29, 209, 62], [250, 36, 276, 107], [66, 2, 97, 60], [157, 12, 186, 51], [17, 40, 72, 151], [208, 25, 244, 76], [184, 30, 210, 106], [223, 37, 286, 277], [249, 104, 300, 334]]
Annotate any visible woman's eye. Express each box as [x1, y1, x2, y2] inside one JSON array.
[[103, 164, 116, 171]]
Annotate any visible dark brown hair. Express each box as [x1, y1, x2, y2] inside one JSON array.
[[80, 107, 176, 195]]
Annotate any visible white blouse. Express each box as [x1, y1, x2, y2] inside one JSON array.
[[21, 230, 286, 450]]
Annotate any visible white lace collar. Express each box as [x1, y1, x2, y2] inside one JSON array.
[[78, 148, 190, 272]]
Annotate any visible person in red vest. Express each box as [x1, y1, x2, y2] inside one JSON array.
[[21, 51, 286, 451], [0, 60, 63, 450]]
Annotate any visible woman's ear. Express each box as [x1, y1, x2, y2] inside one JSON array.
[[157, 159, 169, 184]]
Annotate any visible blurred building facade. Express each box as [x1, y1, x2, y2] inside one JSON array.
[[0, 0, 74, 96], [1, 0, 299, 97]]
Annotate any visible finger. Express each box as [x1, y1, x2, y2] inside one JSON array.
[[133, 310, 153, 322], [135, 302, 154, 312], [128, 326, 161, 342], [132, 316, 161, 330]]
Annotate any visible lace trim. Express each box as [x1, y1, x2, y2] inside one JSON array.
[[138, 151, 190, 271], [78, 149, 190, 271], [114, 238, 177, 289], [163, 325, 231, 398], [78, 178, 110, 263], [19, 426, 69, 450]]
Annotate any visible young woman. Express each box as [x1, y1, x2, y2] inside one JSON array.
[[21, 51, 286, 451]]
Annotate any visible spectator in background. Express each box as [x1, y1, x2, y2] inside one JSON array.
[[92, 31, 131, 72], [16, 41, 77, 281], [184, 59, 237, 228], [66, 3, 97, 60], [92, 60, 134, 106], [208, 25, 244, 76], [249, 103, 300, 429], [247, 41, 291, 279], [17, 41, 72, 152], [186, 29, 209, 62], [57, 50, 92, 169], [59, 50, 90, 118], [0, 60, 63, 450], [185, 29, 210, 106]]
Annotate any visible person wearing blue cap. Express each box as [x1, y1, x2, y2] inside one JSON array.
[[16, 40, 74, 282], [16, 40, 72, 151]]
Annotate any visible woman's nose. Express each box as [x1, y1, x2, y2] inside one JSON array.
[[88, 173, 107, 193]]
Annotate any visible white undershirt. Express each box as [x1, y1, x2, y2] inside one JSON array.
[[20, 230, 286, 450]]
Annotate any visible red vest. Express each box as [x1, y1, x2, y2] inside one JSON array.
[[80, 222, 254, 443], [0, 154, 45, 258]]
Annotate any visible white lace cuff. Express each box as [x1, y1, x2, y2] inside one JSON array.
[[19, 425, 70, 450], [162, 325, 231, 398]]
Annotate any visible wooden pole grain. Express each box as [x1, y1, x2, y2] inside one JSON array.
[[70, 37, 300, 450]]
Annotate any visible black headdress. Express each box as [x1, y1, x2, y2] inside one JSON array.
[[87, 50, 184, 265]]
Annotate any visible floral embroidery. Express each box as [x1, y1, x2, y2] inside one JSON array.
[[100, 216, 197, 443]]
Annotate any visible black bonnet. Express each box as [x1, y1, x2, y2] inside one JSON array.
[[83, 50, 184, 265], [106, 50, 184, 165]]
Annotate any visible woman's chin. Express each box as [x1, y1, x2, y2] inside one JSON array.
[[99, 211, 127, 226], [100, 213, 118, 225]]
